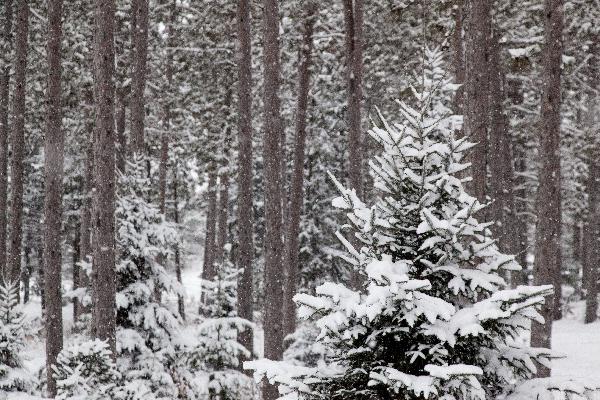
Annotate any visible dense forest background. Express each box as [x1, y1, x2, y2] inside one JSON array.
[[0, 0, 600, 399]]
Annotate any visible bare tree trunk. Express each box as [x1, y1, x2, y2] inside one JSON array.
[[44, 0, 65, 394], [22, 241, 30, 303], [92, 0, 117, 355], [583, 136, 600, 324], [115, 88, 127, 172], [262, 0, 284, 397], [531, 0, 563, 378], [0, 0, 14, 279], [7, 0, 28, 293], [72, 229, 81, 322], [451, 0, 465, 114], [342, 0, 364, 290], [464, 0, 491, 203], [283, 2, 316, 340], [173, 166, 184, 320], [130, 0, 149, 154], [79, 117, 94, 320], [236, 0, 254, 360], [215, 146, 230, 265], [202, 167, 218, 282]]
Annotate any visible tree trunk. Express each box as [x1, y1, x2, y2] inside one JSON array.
[[92, 0, 117, 355], [262, 0, 284, 397], [531, 0, 563, 378], [0, 0, 14, 279], [202, 167, 218, 281], [464, 0, 491, 203], [342, 0, 364, 290], [22, 242, 30, 303], [451, 0, 465, 114], [215, 146, 230, 265], [283, 2, 316, 340], [130, 0, 149, 154], [173, 166, 185, 320], [7, 0, 28, 292], [72, 229, 81, 322], [236, 0, 254, 360], [44, 0, 65, 394], [583, 135, 600, 324], [79, 113, 94, 320]]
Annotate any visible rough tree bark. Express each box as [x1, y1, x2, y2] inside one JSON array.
[[130, 0, 149, 153], [0, 0, 14, 278], [282, 2, 316, 339], [236, 0, 254, 360], [173, 165, 185, 320], [44, 0, 65, 395], [583, 132, 600, 324], [202, 166, 218, 282], [262, 0, 284, 397], [451, 0, 465, 114], [488, 32, 518, 260], [92, 0, 117, 355], [531, 0, 564, 378], [342, 0, 364, 290], [215, 141, 230, 265], [7, 0, 28, 293], [464, 0, 491, 203]]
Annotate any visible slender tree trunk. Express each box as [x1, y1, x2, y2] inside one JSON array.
[[283, 2, 316, 339], [0, 0, 14, 278], [115, 88, 127, 172], [7, 0, 28, 292], [343, 0, 364, 197], [22, 242, 30, 303], [583, 135, 600, 324], [92, 0, 117, 355], [72, 229, 81, 322], [343, 0, 364, 289], [79, 115, 94, 319], [531, 0, 563, 378], [236, 0, 254, 360], [202, 167, 218, 281], [130, 0, 149, 153], [464, 0, 491, 203], [262, 0, 284, 397], [44, 0, 65, 394], [215, 147, 230, 265], [451, 0, 465, 114], [173, 166, 184, 320]]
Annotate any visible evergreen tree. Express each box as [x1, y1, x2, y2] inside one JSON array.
[[247, 48, 562, 400], [0, 280, 34, 393], [191, 254, 253, 399]]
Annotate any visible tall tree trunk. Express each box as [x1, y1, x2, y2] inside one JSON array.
[[583, 134, 600, 324], [115, 87, 127, 172], [531, 0, 563, 378], [130, 0, 149, 154], [22, 242, 30, 303], [488, 32, 518, 261], [0, 0, 14, 278], [79, 113, 94, 320], [262, 0, 284, 397], [236, 0, 254, 360], [92, 0, 117, 355], [342, 0, 364, 289], [202, 167, 218, 281], [44, 0, 65, 394], [7, 0, 28, 292], [512, 144, 529, 286], [173, 165, 184, 320], [451, 0, 465, 114], [282, 2, 316, 339], [215, 147, 230, 265], [464, 0, 491, 203], [72, 229, 81, 322]]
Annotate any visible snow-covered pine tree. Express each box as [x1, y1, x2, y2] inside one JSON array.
[[0, 280, 34, 393], [115, 157, 192, 399], [53, 339, 120, 400], [247, 48, 559, 400], [190, 251, 253, 399]]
